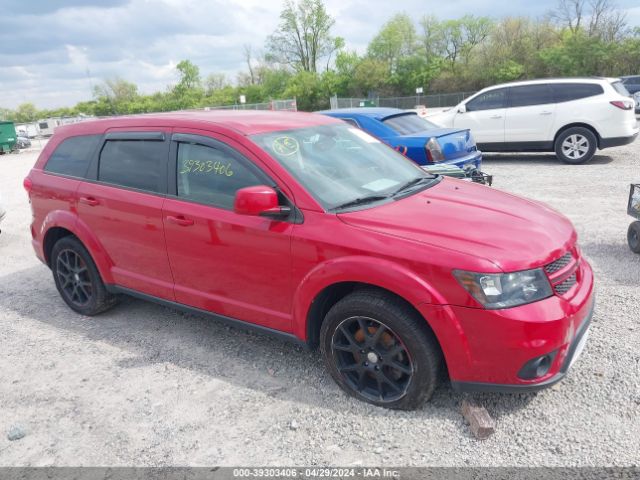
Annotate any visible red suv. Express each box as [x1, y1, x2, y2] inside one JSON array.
[[25, 111, 594, 409]]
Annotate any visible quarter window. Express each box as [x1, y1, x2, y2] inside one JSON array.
[[551, 83, 604, 102], [45, 134, 101, 178], [509, 84, 554, 107], [465, 89, 508, 111], [176, 142, 262, 209], [98, 139, 166, 192]]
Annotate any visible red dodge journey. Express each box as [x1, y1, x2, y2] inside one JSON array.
[[25, 111, 594, 409]]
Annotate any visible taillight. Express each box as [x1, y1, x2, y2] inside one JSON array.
[[610, 100, 633, 110], [425, 137, 445, 163], [23, 177, 33, 193]]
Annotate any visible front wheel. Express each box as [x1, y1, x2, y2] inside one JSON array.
[[320, 290, 442, 410], [628, 221, 640, 254], [554, 127, 597, 164]]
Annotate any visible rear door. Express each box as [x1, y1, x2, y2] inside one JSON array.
[[162, 131, 294, 332], [77, 129, 174, 300], [453, 88, 508, 146], [504, 83, 556, 144]]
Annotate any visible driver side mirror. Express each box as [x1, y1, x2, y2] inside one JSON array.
[[234, 185, 291, 219], [457, 104, 467, 114]]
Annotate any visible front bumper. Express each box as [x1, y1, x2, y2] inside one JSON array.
[[417, 257, 595, 391], [451, 300, 593, 393]]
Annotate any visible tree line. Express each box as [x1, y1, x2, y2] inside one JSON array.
[[2, 0, 639, 121]]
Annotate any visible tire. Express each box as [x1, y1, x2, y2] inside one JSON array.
[[554, 127, 597, 164], [628, 221, 640, 254], [51, 236, 119, 315], [320, 289, 442, 410]]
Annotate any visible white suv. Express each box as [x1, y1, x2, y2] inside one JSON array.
[[430, 78, 639, 164]]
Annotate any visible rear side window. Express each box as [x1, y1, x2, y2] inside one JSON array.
[[551, 83, 604, 102], [382, 114, 434, 134], [509, 84, 554, 107], [176, 142, 262, 209], [44, 135, 101, 178], [98, 140, 166, 192], [466, 89, 508, 111], [611, 81, 630, 96]]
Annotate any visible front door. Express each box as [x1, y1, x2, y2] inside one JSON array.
[[162, 132, 294, 332], [454, 87, 508, 146]]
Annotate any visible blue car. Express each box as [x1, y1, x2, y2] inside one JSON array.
[[318, 107, 484, 175]]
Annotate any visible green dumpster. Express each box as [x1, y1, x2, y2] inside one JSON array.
[[0, 121, 17, 154]]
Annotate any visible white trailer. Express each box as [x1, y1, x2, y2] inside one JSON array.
[[15, 122, 40, 138]]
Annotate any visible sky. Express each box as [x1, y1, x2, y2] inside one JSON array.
[[1, 0, 639, 110]]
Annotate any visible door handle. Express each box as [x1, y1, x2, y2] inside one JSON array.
[[79, 196, 100, 206], [489, 115, 502, 119], [167, 215, 194, 227], [540, 111, 553, 115]]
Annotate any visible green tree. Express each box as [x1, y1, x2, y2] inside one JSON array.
[[283, 71, 328, 110], [92, 78, 139, 115], [174, 60, 202, 93], [266, 0, 341, 72], [368, 13, 417, 73], [14, 103, 39, 122]]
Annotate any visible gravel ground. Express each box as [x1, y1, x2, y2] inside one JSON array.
[[0, 139, 639, 467]]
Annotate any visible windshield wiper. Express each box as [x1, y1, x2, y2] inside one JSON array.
[[330, 195, 390, 211], [392, 176, 433, 196]]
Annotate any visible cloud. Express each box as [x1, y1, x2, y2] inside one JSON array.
[[0, 0, 638, 109]]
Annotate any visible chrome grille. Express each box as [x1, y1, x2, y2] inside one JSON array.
[[555, 273, 577, 295], [545, 252, 572, 274]]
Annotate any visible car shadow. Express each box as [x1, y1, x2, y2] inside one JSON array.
[[482, 153, 614, 166], [1, 264, 537, 433]]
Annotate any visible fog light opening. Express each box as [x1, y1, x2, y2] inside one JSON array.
[[518, 350, 558, 380], [534, 355, 552, 378]]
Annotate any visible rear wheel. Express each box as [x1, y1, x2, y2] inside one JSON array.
[[554, 127, 597, 164], [628, 221, 640, 254], [320, 289, 442, 410], [51, 236, 119, 315]]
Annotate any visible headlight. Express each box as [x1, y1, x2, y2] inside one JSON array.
[[425, 137, 445, 162], [453, 268, 553, 309]]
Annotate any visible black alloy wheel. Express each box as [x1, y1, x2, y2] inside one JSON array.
[[56, 249, 93, 307], [331, 316, 414, 403], [51, 236, 119, 315]]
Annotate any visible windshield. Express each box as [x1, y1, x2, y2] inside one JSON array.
[[611, 81, 631, 97], [382, 113, 438, 135], [251, 124, 435, 211]]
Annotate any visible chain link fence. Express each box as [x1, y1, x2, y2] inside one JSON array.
[[202, 98, 297, 112], [330, 92, 475, 110]]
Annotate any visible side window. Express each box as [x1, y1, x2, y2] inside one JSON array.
[[509, 84, 554, 108], [341, 118, 360, 128], [45, 134, 101, 178], [176, 142, 263, 209], [466, 89, 507, 111], [98, 139, 166, 192], [551, 83, 604, 102]]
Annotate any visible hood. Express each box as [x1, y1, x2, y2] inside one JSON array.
[[338, 178, 576, 272]]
